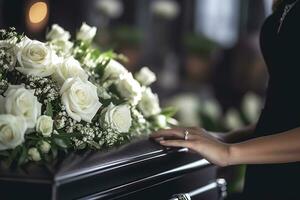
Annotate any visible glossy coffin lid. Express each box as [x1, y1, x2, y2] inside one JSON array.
[[0, 138, 211, 199]]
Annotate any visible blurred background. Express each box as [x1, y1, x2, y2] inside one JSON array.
[[0, 0, 273, 197]]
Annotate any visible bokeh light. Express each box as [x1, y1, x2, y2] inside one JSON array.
[[28, 2, 48, 24]]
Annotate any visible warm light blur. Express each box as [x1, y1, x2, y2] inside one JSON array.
[[29, 2, 48, 23], [26, 1, 49, 32]]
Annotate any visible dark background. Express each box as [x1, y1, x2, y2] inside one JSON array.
[[0, 0, 274, 195]]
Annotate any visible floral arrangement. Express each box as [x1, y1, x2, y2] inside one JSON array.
[[169, 92, 262, 131], [0, 24, 175, 167]]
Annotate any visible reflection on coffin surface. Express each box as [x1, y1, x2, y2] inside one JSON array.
[[0, 138, 226, 200]]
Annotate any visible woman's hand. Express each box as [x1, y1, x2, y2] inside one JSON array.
[[150, 127, 231, 167]]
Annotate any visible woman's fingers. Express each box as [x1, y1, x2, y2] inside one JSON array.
[[151, 128, 199, 140], [160, 139, 194, 149], [150, 129, 185, 139]]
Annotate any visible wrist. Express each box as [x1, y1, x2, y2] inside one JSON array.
[[227, 143, 238, 166]]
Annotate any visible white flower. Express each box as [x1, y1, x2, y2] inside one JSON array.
[[36, 115, 53, 137], [28, 148, 41, 161], [96, 0, 124, 18], [76, 22, 97, 42], [131, 108, 146, 124], [46, 24, 71, 41], [102, 59, 128, 81], [242, 92, 262, 123], [202, 99, 222, 120], [0, 40, 17, 70], [97, 85, 111, 99], [60, 77, 102, 122], [135, 67, 157, 86], [53, 56, 88, 85], [116, 72, 142, 105], [138, 87, 161, 117], [50, 39, 73, 55], [224, 109, 244, 130], [15, 37, 58, 77], [0, 85, 41, 128], [39, 141, 51, 153], [101, 103, 132, 133], [151, 0, 180, 19], [154, 115, 167, 128], [0, 115, 27, 150]]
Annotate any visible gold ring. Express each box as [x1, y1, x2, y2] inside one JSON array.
[[184, 130, 189, 140]]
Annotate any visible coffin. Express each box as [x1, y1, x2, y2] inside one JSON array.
[[0, 138, 226, 200]]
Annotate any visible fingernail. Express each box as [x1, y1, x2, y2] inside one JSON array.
[[160, 140, 165, 144]]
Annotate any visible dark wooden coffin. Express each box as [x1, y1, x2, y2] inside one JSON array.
[[0, 138, 226, 200]]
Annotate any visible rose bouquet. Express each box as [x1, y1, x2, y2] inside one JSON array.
[[0, 24, 175, 167]]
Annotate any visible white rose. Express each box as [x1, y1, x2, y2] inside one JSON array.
[[135, 67, 157, 86], [15, 37, 58, 77], [36, 115, 53, 137], [53, 56, 88, 85], [46, 24, 71, 41], [28, 148, 41, 161], [102, 59, 128, 81], [1, 85, 41, 128], [101, 103, 132, 133], [138, 88, 161, 117], [0, 115, 27, 150], [76, 22, 97, 42], [39, 141, 51, 153], [60, 77, 102, 122], [116, 72, 142, 105], [50, 39, 73, 55]]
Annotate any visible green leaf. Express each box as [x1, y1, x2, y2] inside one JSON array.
[[94, 63, 105, 79], [94, 58, 110, 79], [17, 146, 27, 166], [45, 102, 53, 117], [101, 50, 118, 59], [25, 134, 41, 141], [87, 141, 101, 149], [8, 146, 21, 166], [77, 143, 87, 150], [54, 138, 68, 149], [90, 49, 101, 60], [161, 107, 177, 118], [51, 145, 58, 158], [108, 84, 122, 98]]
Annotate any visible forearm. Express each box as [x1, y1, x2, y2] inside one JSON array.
[[228, 127, 300, 165]]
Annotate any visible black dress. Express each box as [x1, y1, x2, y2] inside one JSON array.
[[243, 0, 300, 199]]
